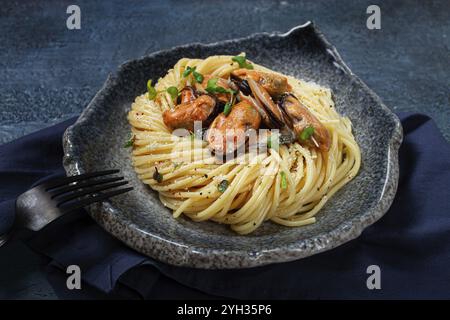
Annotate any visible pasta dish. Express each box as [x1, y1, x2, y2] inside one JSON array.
[[127, 54, 361, 234]]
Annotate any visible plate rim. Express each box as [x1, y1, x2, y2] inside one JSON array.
[[63, 22, 403, 269]]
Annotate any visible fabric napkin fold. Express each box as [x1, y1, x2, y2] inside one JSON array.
[[1, 113, 449, 299]]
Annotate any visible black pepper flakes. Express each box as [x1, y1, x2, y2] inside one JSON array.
[[218, 180, 229, 193], [153, 167, 163, 183]]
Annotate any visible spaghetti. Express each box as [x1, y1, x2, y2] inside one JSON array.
[[127, 54, 361, 234]]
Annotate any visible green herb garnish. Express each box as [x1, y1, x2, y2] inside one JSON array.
[[280, 171, 287, 189], [166, 86, 179, 100], [193, 70, 204, 83], [232, 55, 254, 69], [173, 162, 184, 169], [267, 132, 280, 150], [218, 179, 229, 193], [124, 134, 135, 148], [299, 126, 315, 141], [206, 78, 236, 95], [147, 80, 157, 100], [223, 102, 232, 116], [183, 66, 195, 77], [153, 167, 163, 183], [183, 66, 204, 83]]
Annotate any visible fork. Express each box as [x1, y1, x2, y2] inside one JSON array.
[[0, 169, 133, 247]]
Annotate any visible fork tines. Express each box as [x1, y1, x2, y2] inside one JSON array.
[[45, 170, 133, 213]]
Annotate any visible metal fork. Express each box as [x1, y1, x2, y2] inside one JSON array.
[[0, 169, 133, 247]]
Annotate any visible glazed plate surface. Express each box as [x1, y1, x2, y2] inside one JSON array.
[[63, 22, 402, 268]]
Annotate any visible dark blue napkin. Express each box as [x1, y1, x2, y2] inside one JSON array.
[[1, 113, 449, 299]]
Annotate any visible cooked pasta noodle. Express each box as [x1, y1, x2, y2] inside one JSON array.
[[127, 54, 361, 234]]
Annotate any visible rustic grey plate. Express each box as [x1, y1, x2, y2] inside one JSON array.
[[63, 22, 402, 269]]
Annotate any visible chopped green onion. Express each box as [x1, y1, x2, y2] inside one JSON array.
[[173, 162, 183, 169], [193, 70, 204, 83], [123, 134, 135, 148], [190, 133, 195, 141], [206, 78, 236, 95], [215, 86, 231, 94], [206, 78, 219, 93], [183, 66, 204, 83], [147, 80, 157, 100], [232, 56, 244, 64], [223, 102, 232, 116], [232, 55, 254, 69], [218, 180, 229, 193], [207, 78, 218, 86], [183, 66, 195, 78], [267, 132, 279, 149], [153, 167, 163, 183], [299, 126, 315, 141], [280, 171, 287, 189], [166, 86, 178, 100]]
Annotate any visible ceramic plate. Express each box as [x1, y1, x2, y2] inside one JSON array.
[[63, 22, 402, 269]]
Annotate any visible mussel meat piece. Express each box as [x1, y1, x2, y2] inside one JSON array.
[[199, 75, 233, 104], [231, 69, 292, 97], [206, 100, 261, 155], [176, 86, 198, 105], [163, 95, 220, 132], [277, 93, 331, 152], [230, 74, 252, 96], [246, 77, 289, 129], [238, 93, 272, 128]]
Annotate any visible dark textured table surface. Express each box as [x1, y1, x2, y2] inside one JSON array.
[[0, 0, 449, 299]]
